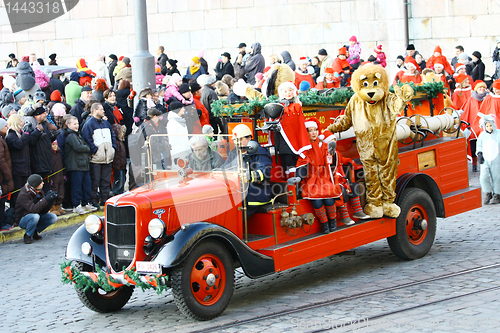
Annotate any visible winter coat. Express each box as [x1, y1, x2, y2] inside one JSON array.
[[15, 62, 35, 91], [49, 77, 65, 97], [184, 65, 206, 82], [471, 59, 485, 82], [214, 61, 235, 81], [157, 53, 168, 68], [70, 98, 87, 125], [28, 120, 56, 174], [6, 129, 30, 177], [102, 101, 122, 126], [91, 60, 111, 87], [200, 85, 218, 118], [493, 47, 500, 63], [82, 116, 116, 164], [134, 99, 149, 125], [115, 66, 132, 85], [186, 148, 224, 171], [115, 87, 130, 108], [477, 121, 500, 194], [34, 70, 50, 89], [319, 55, 335, 76], [15, 185, 52, 222], [0, 134, 14, 194], [111, 124, 127, 171], [281, 51, 296, 71], [233, 62, 246, 81], [164, 74, 192, 105], [161, 65, 180, 76], [65, 81, 82, 107], [108, 60, 118, 87], [64, 128, 90, 172], [244, 43, 265, 85], [348, 42, 362, 65]]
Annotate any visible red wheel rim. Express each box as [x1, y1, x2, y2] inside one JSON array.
[[190, 254, 226, 306], [405, 203, 428, 245]]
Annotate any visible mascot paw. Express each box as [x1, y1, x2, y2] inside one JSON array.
[[364, 203, 383, 218], [233, 79, 251, 97], [395, 84, 414, 102], [382, 203, 401, 218]]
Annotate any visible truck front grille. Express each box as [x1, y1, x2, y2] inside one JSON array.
[[106, 205, 136, 272]]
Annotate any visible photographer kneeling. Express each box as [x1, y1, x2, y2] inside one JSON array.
[[15, 174, 58, 244]]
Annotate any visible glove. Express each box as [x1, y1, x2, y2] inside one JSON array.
[[134, 116, 140, 124], [328, 140, 337, 155], [129, 90, 136, 99], [307, 66, 315, 75], [477, 152, 484, 164], [44, 190, 58, 201], [22, 122, 33, 134]]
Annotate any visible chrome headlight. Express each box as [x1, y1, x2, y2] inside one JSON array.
[[148, 218, 165, 239], [84, 215, 102, 235]]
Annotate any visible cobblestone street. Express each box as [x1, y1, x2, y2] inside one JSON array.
[[1, 166, 499, 333]]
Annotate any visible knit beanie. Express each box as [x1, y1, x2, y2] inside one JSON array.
[[50, 90, 62, 102], [202, 124, 214, 135], [28, 174, 43, 188], [0, 118, 7, 131], [472, 51, 482, 59]]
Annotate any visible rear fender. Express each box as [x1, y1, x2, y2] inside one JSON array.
[[153, 222, 275, 279], [396, 173, 445, 217], [65, 225, 107, 268]]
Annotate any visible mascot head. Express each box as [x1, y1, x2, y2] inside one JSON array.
[[351, 64, 389, 105], [262, 64, 295, 98]]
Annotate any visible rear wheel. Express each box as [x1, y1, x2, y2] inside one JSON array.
[[171, 240, 234, 320], [388, 188, 436, 260], [74, 262, 134, 313]]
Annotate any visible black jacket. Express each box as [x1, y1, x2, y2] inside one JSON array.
[[471, 59, 485, 82], [70, 98, 87, 125], [29, 121, 56, 174], [134, 99, 149, 125], [6, 129, 30, 177], [49, 77, 65, 97], [108, 60, 118, 87], [214, 61, 235, 81], [157, 53, 168, 68], [64, 128, 90, 172]]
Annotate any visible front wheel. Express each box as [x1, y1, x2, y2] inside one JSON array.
[[171, 240, 234, 320], [74, 262, 134, 313], [387, 188, 437, 260]]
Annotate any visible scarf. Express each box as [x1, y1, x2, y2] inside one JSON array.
[[106, 101, 123, 123], [189, 63, 201, 75], [472, 91, 487, 102]]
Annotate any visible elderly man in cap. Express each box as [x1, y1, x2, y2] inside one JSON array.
[[186, 136, 224, 171], [70, 86, 93, 126], [215, 52, 234, 81], [15, 174, 58, 244]]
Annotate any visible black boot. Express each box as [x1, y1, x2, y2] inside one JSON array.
[[321, 222, 330, 234], [328, 218, 337, 232], [484, 192, 493, 205], [24, 233, 33, 244], [472, 164, 478, 172], [33, 231, 42, 240]]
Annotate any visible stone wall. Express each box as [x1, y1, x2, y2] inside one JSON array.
[[1, 0, 499, 76]]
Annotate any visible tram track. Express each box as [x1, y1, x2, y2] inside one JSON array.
[[193, 262, 500, 333]]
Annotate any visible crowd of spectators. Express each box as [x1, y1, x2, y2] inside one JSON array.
[[1, 39, 499, 236]]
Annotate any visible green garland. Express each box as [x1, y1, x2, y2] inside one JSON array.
[[211, 81, 445, 117], [60, 260, 169, 294]]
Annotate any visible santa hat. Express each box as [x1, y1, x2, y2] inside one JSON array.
[[297, 57, 308, 65], [374, 45, 382, 52], [455, 64, 466, 73], [277, 81, 297, 99], [349, 36, 357, 42], [434, 62, 444, 69], [305, 117, 321, 130], [118, 56, 125, 61], [493, 79, 500, 90], [434, 46, 442, 54], [404, 56, 420, 71], [473, 80, 487, 91], [455, 73, 468, 84], [319, 129, 335, 143], [325, 67, 334, 74], [338, 47, 348, 56]]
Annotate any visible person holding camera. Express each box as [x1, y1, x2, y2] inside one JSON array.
[[15, 174, 58, 244], [24, 105, 60, 193]]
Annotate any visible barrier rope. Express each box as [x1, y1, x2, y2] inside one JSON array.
[[1, 167, 65, 199]]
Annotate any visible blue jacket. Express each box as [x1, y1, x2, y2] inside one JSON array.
[[82, 116, 116, 164]]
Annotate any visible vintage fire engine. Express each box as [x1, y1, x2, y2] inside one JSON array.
[[63, 93, 481, 321]]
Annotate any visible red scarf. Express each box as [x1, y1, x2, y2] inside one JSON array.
[[113, 106, 123, 123]]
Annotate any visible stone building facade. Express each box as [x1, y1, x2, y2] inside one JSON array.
[[1, 0, 500, 76]]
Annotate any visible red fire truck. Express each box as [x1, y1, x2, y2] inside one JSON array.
[[62, 96, 481, 321]]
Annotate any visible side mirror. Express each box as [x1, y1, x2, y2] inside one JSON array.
[[263, 103, 284, 119], [246, 140, 259, 154]]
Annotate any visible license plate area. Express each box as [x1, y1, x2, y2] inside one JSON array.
[[135, 261, 161, 274]]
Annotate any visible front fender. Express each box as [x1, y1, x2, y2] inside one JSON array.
[[396, 172, 445, 217], [153, 222, 275, 279], [65, 225, 107, 268]]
